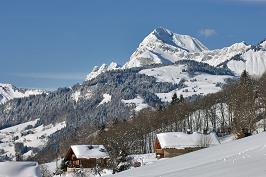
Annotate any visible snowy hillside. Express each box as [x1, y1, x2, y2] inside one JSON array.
[[122, 95, 149, 112], [139, 64, 233, 102], [0, 119, 66, 160], [0, 83, 44, 104], [109, 132, 266, 177]]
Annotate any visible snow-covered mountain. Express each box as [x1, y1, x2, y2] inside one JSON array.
[[258, 38, 266, 49], [186, 42, 250, 67], [85, 62, 120, 81], [82, 28, 266, 103], [85, 28, 266, 82], [119, 27, 264, 77], [124, 27, 208, 68], [0, 83, 44, 104]]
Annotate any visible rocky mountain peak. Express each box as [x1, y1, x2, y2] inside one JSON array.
[[85, 62, 120, 81]]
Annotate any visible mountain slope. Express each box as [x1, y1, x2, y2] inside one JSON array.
[[0, 83, 44, 104], [0, 119, 65, 160], [139, 61, 234, 102], [109, 132, 266, 177]]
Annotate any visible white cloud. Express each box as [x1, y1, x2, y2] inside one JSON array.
[[199, 28, 217, 37], [12, 72, 87, 81]]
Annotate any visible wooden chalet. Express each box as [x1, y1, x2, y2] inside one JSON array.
[[154, 132, 220, 158], [64, 145, 109, 172]]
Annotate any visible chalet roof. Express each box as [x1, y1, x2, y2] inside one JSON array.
[[0, 161, 41, 177], [156, 132, 220, 149], [71, 145, 109, 159]]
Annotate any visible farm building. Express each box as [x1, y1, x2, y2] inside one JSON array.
[[0, 161, 41, 177], [155, 132, 220, 158], [64, 145, 110, 172]]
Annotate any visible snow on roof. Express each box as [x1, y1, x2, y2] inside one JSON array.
[[157, 132, 220, 149], [71, 145, 109, 159], [0, 161, 41, 177]]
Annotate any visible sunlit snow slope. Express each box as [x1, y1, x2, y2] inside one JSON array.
[[110, 132, 266, 177], [0, 119, 66, 160]]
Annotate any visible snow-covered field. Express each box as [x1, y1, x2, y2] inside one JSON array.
[[108, 132, 266, 177], [0, 120, 66, 160]]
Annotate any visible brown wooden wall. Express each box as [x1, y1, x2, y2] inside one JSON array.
[[156, 147, 203, 158]]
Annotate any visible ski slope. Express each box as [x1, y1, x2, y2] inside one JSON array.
[[109, 132, 266, 177]]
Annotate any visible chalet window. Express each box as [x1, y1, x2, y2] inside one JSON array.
[[71, 154, 77, 160]]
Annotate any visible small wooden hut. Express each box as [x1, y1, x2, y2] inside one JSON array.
[[154, 132, 220, 158], [64, 145, 109, 172]]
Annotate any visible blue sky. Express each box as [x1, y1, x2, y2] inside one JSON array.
[[0, 0, 265, 90]]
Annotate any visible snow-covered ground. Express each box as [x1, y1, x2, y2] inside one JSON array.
[[43, 153, 157, 177], [51, 169, 113, 177], [43, 159, 113, 177], [98, 93, 112, 106], [122, 95, 149, 112], [130, 153, 157, 166], [0, 120, 66, 160], [71, 90, 81, 102], [0, 161, 41, 177], [108, 132, 266, 177]]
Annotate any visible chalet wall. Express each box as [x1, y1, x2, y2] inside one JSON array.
[[162, 147, 203, 158]]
